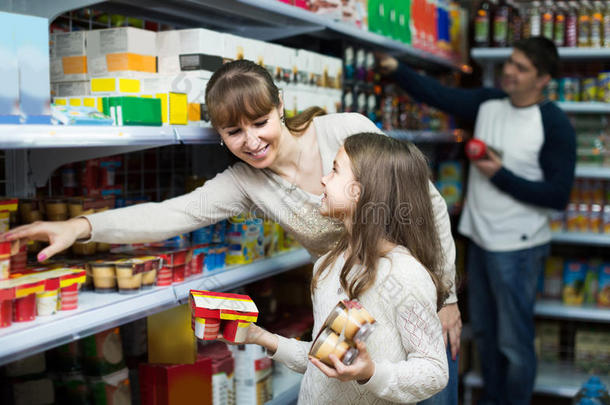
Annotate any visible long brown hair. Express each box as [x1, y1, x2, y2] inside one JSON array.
[[205, 59, 325, 135], [311, 133, 447, 310]]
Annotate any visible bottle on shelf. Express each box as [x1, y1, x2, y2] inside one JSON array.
[[507, 0, 523, 45], [604, 0, 610, 47], [526, 1, 542, 38], [474, 0, 494, 47], [554, 1, 568, 47], [541, 0, 555, 40], [591, 0, 604, 47], [566, 0, 580, 47], [578, 0, 592, 47], [493, 0, 510, 47]]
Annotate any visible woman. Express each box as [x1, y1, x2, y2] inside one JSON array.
[[2, 60, 460, 383]]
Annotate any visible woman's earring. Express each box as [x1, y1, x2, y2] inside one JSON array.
[[280, 115, 286, 125], [220, 138, 224, 146]]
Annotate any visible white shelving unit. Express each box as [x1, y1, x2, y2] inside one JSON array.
[[535, 299, 610, 323], [575, 166, 610, 179], [463, 363, 610, 404], [557, 102, 610, 114], [0, 248, 312, 366], [471, 47, 610, 62], [551, 231, 610, 246]]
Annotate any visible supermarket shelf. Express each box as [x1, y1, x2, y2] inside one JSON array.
[[551, 231, 610, 246], [471, 47, 610, 62], [0, 125, 219, 149], [575, 165, 610, 179], [535, 299, 610, 323], [558, 102, 610, 114], [463, 363, 610, 402], [0, 248, 311, 366], [172, 248, 312, 302], [265, 374, 302, 405], [236, 0, 460, 70], [387, 129, 465, 143]]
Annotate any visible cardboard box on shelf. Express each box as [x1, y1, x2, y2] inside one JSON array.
[[223, 34, 264, 64], [155, 92, 188, 125], [147, 304, 197, 365], [51, 56, 88, 82], [139, 356, 213, 405], [50, 31, 88, 82], [105, 97, 162, 126], [90, 77, 141, 95], [157, 28, 224, 75], [54, 81, 90, 97], [87, 27, 156, 77]]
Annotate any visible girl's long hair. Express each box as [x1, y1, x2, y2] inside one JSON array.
[[205, 59, 325, 135], [311, 133, 447, 310]]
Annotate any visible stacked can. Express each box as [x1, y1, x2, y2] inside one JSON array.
[[309, 300, 376, 366]]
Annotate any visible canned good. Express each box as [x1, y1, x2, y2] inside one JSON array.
[[581, 78, 598, 102], [560, 77, 580, 102], [89, 261, 117, 292], [598, 71, 610, 102], [549, 210, 565, 232], [545, 78, 559, 101]]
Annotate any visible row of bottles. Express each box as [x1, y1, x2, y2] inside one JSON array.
[[475, 0, 610, 48]]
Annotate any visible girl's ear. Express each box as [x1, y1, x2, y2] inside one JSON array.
[[348, 181, 362, 202]]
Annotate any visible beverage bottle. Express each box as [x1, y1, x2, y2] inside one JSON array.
[[474, 0, 494, 46], [579, 0, 592, 47], [566, 0, 579, 46], [591, 0, 604, 47], [555, 2, 568, 46], [530, 1, 542, 37], [493, 0, 510, 46], [541, 0, 555, 40], [604, 1, 610, 47], [507, 0, 523, 45]]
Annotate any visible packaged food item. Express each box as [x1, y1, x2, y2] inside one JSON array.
[[538, 321, 560, 363], [309, 300, 376, 367], [114, 259, 143, 294], [581, 77, 598, 101], [560, 77, 580, 101], [598, 262, 610, 307], [36, 275, 59, 316], [563, 260, 588, 305], [549, 210, 565, 232], [45, 198, 68, 221], [88, 367, 132, 405], [51, 104, 114, 126], [138, 256, 160, 288], [544, 256, 564, 299], [584, 259, 600, 305], [233, 344, 272, 405], [189, 290, 259, 343], [82, 328, 126, 376], [0, 241, 10, 280], [89, 261, 117, 292]]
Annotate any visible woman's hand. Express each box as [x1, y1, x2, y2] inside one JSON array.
[[0, 218, 91, 261], [215, 324, 279, 353], [310, 340, 375, 384]]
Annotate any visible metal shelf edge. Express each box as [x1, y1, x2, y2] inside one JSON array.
[[535, 299, 610, 323], [551, 232, 610, 246], [575, 166, 610, 178]]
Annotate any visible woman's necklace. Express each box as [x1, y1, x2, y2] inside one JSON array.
[[286, 135, 303, 194]]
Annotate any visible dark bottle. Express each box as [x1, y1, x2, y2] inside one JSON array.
[[474, 0, 494, 46], [507, 0, 523, 45], [493, 0, 510, 47], [566, 0, 579, 47]]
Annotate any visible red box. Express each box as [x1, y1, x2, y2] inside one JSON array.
[[139, 356, 213, 405]]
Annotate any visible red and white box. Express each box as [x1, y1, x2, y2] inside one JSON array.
[[189, 290, 258, 343]]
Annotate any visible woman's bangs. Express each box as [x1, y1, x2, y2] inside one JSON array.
[[209, 77, 277, 128]]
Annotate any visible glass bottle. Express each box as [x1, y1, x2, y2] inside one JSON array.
[[566, 0, 579, 47], [508, 0, 523, 45], [493, 0, 510, 46], [555, 2, 567, 46], [591, 0, 604, 47], [474, 0, 494, 46], [541, 0, 555, 40], [530, 1, 542, 37], [579, 0, 592, 47], [604, 0, 610, 47]]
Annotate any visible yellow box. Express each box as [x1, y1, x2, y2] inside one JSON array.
[[81, 96, 104, 112], [53, 97, 68, 106], [91, 77, 141, 94], [188, 103, 201, 122], [156, 92, 188, 125], [68, 98, 82, 107]]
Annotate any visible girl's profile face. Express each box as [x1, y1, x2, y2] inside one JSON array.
[[320, 147, 360, 220], [217, 106, 283, 169]]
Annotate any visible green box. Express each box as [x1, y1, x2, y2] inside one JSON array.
[[108, 97, 162, 126]]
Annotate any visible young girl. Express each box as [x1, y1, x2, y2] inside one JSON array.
[[245, 132, 449, 404]]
